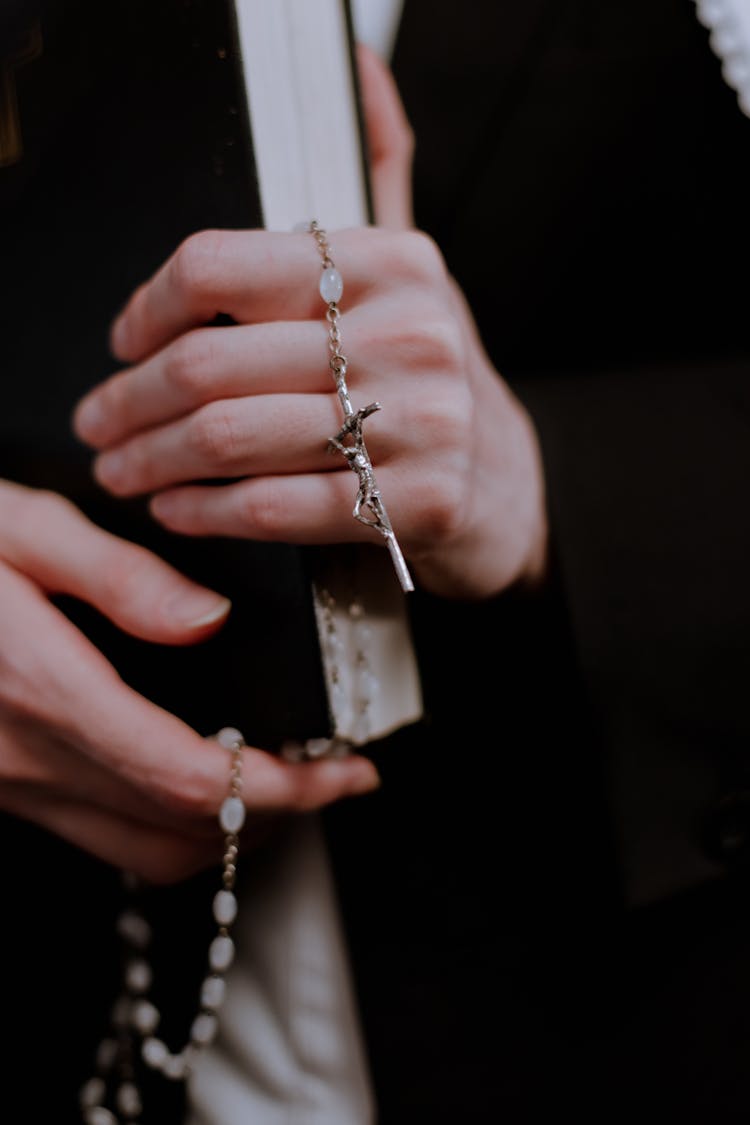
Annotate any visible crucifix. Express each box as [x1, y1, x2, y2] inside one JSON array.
[[0, 21, 43, 168]]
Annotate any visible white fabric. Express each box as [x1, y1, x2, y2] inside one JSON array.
[[694, 0, 750, 117], [187, 818, 374, 1125]]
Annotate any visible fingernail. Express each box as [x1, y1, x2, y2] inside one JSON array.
[[350, 766, 382, 796], [165, 591, 232, 629], [150, 493, 175, 519], [110, 316, 129, 358], [74, 397, 104, 442], [94, 450, 125, 487]]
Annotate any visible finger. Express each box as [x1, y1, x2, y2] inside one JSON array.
[[357, 43, 414, 230], [109, 229, 360, 363], [0, 557, 229, 803], [74, 321, 332, 449], [2, 790, 213, 884], [108, 226, 438, 364], [0, 719, 220, 840], [0, 483, 230, 643], [148, 469, 412, 545], [92, 393, 345, 497]]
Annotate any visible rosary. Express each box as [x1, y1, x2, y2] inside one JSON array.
[[79, 222, 408, 1122]]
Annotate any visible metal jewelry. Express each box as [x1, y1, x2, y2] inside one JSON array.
[[307, 220, 414, 593], [79, 727, 247, 1124]]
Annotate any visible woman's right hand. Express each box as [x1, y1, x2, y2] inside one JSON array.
[[0, 480, 380, 883]]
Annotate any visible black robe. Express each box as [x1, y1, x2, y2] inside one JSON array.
[[2, 1, 750, 1121]]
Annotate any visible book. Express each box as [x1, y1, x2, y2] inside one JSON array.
[[0, 0, 421, 747]]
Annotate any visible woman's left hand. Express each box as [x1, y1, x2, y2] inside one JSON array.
[[73, 48, 547, 600]]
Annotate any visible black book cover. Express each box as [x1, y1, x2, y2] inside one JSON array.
[[0, 0, 332, 746]]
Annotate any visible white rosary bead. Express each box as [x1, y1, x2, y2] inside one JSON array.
[[191, 1012, 219, 1046], [88, 725, 246, 1119], [162, 1051, 190, 1081], [141, 1036, 168, 1069], [79, 1077, 106, 1109], [209, 934, 235, 971], [200, 975, 227, 1010], [219, 796, 245, 834], [84, 1109, 117, 1125], [124, 958, 152, 994], [216, 726, 244, 749], [213, 889, 238, 926], [116, 1081, 142, 1118], [116, 910, 151, 950], [304, 737, 335, 759], [132, 998, 160, 1034], [319, 266, 343, 303]]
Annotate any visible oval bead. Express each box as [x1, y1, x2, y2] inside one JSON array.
[[162, 1051, 189, 1081], [132, 999, 160, 1034], [219, 796, 245, 834], [80, 1077, 106, 1109], [213, 889, 238, 926], [142, 1036, 167, 1069], [115, 909, 151, 949], [200, 975, 227, 1010], [216, 727, 244, 749], [191, 1012, 218, 1046], [319, 267, 343, 304], [209, 934, 235, 971], [125, 958, 152, 994], [116, 1082, 142, 1118], [84, 1109, 117, 1125]]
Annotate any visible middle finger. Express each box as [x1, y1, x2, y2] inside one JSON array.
[[90, 392, 379, 496]]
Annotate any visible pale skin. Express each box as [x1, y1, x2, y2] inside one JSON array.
[[0, 47, 547, 885]]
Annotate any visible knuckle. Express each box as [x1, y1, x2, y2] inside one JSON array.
[[7, 489, 77, 552], [99, 543, 157, 613], [171, 230, 226, 300], [32, 488, 77, 523], [395, 230, 447, 284], [412, 469, 467, 545], [241, 482, 284, 538], [164, 332, 216, 397], [187, 404, 242, 467], [161, 775, 215, 820], [408, 385, 473, 454], [393, 316, 464, 375], [147, 758, 216, 821]]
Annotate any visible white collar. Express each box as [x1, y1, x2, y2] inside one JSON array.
[[695, 0, 750, 117]]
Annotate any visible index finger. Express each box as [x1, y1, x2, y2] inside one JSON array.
[[110, 228, 369, 364]]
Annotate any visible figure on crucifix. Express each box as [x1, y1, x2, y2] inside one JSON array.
[[327, 402, 386, 529]]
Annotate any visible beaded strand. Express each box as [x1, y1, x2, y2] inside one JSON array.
[[79, 727, 246, 1124]]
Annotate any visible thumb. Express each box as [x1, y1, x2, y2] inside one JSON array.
[[357, 42, 414, 230], [0, 483, 231, 645]]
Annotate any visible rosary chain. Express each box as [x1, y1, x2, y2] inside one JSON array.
[[80, 728, 247, 1124], [308, 220, 414, 593]]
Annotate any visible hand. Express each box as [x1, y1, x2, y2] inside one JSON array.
[[0, 481, 380, 882], [73, 47, 547, 599]]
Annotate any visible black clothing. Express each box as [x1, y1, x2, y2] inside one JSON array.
[[2, 1, 750, 1121]]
